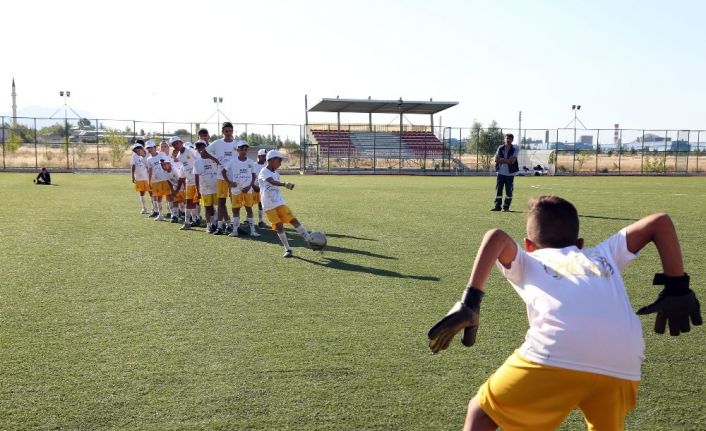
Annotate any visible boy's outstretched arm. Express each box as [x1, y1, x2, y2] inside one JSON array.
[[626, 213, 702, 335], [428, 229, 517, 353]]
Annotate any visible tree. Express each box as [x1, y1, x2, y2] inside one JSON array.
[[78, 118, 92, 129], [5, 131, 23, 153], [469, 120, 503, 170], [39, 123, 66, 137], [105, 129, 130, 167], [173, 129, 190, 136]]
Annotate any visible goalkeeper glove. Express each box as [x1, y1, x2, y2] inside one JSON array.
[[284, 182, 295, 190], [427, 286, 484, 353], [637, 273, 702, 336]]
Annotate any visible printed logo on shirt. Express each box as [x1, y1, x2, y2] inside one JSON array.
[[542, 251, 614, 280]]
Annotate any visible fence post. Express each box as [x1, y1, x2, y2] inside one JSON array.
[[595, 129, 600, 173], [34, 118, 38, 169], [96, 119, 101, 170], [640, 130, 645, 174], [1, 116, 5, 169]]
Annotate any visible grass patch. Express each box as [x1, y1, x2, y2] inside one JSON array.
[[1, 173, 705, 430]]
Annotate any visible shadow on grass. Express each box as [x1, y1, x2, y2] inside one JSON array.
[[579, 214, 638, 222], [293, 255, 440, 281], [256, 228, 395, 260]]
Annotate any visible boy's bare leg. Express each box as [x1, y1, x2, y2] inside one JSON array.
[[464, 397, 497, 431]]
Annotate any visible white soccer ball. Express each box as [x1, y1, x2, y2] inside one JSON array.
[[309, 231, 327, 251]]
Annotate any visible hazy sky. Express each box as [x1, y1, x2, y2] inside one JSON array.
[[2, 0, 705, 131]]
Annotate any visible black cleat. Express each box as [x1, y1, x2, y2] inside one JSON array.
[[490, 207, 501, 212], [149, 211, 159, 218], [503, 208, 510, 212], [283, 249, 293, 258], [213, 228, 225, 235]]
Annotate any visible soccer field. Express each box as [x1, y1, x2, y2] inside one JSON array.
[[1, 172, 705, 430]]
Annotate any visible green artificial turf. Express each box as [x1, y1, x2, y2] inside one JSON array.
[[1, 172, 704, 430]]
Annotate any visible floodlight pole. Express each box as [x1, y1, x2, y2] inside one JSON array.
[[213, 96, 223, 133], [60, 90, 71, 169]]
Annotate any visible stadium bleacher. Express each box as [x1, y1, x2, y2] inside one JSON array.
[[310, 129, 448, 160]]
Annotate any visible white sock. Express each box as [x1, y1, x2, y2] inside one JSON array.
[[157, 201, 163, 215], [258, 209, 264, 222], [295, 225, 311, 241], [140, 195, 146, 210], [191, 208, 198, 221], [233, 217, 240, 229], [151, 198, 157, 212], [210, 215, 217, 226], [277, 231, 291, 250], [184, 211, 191, 224], [247, 217, 255, 233], [218, 220, 224, 229], [168, 202, 174, 215]]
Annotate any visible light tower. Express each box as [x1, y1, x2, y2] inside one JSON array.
[[11, 78, 17, 127]]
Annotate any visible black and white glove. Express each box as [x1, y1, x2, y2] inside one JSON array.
[[284, 182, 295, 190], [427, 287, 484, 353], [637, 273, 702, 336]]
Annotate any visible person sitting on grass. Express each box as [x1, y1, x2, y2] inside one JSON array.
[[34, 167, 51, 185], [257, 150, 312, 258], [428, 195, 702, 431]]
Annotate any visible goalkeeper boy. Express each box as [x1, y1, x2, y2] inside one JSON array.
[[428, 195, 702, 431]]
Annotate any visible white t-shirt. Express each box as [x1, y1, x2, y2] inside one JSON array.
[[166, 167, 181, 189], [496, 228, 644, 381], [193, 157, 219, 195], [146, 154, 166, 182], [257, 167, 286, 211], [225, 157, 256, 194], [252, 162, 265, 178], [177, 148, 199, 184], [130, 154, 148, 181], [206, 139, 238, 166]]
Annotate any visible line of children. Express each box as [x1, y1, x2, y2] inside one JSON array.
[[130, 136, 315, 257]]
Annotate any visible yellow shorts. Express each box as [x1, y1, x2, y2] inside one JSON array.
[[201, 193, 217, 207], [252, 190, 261, 204], [265, 205, 295, 228], [151, 181, 171, 197], [186, 185, 198, 203], [477, 351, 639, 431], [216, 179, 230, 199], [134, 180, 149, 193], [173, 191, 185, 203], [231, 192, 255, 209]]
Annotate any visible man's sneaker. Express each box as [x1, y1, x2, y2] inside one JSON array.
[[490, 207, 501, 212], [155, 214, 164, 221], [225, 224, 233, 233], [179, 224, 191, 231], [207, 224, 216, 234], [213, 227, 225, 235], [250, 231, 261, 237], [191, 221, 201, 228], [258, 221, 268, 228], [171, 216, 179, 223], [149, 211, 159, 218], [140, 208, 147, 214], [228, 230, 239, 237], [165, 213, 171, 219], [283, 249, 293, 258]]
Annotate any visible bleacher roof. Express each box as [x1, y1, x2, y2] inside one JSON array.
[[309, 98, 458, 115]]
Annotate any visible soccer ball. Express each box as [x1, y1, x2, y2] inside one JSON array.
[[308, 231, 327, 251]]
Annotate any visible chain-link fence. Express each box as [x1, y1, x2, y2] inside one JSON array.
[[2, 116, 704, 175]]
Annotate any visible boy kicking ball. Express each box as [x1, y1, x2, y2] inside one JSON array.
[[428, 195, 701, 431], [258, 150, 312, 257]]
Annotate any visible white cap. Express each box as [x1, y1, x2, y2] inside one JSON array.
[[145, 139, 156, 148], [131, 143, 144, 151], [236, 140, 249, 148], [169, 136, 182, 145], [266, 150, 287, 161], [159, 156, 171, 164], [257, 148, 267, 156], [195, 140, 208, 147], [184, 141, 193, 148]]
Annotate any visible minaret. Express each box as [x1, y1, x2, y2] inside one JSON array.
[[11, 78, 17, 127]]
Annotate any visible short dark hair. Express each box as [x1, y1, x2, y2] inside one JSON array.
[[198, 127, 209, 135], [222, 122, 233, 131], [505, 133, 514, 140], [526, 196, 579, 248]]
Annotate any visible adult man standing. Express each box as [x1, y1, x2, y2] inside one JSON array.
[[491, 133, 519, 212]]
